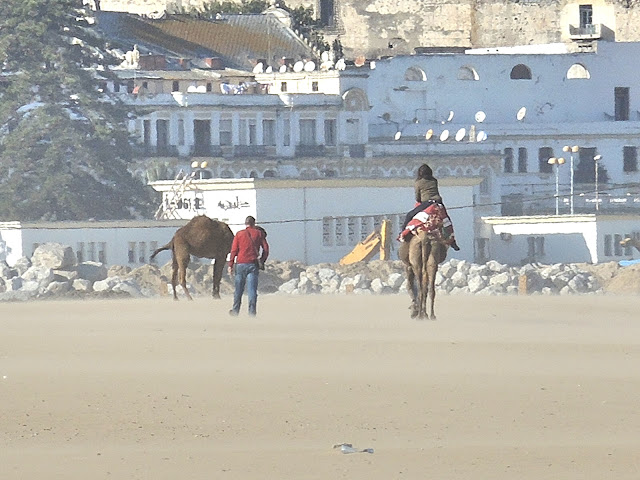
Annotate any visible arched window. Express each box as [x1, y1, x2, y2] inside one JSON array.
[[510, 64, 532, 80], [404, 66, 427, 82], [458, 65, 479, 81], [567, 63, 590, 79], [342, 88, 369, 111]]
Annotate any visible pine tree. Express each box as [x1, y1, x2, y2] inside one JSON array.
[[0, 0, 154, 221]]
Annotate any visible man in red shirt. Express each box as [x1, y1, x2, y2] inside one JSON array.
[[228, 215, 269, 316]]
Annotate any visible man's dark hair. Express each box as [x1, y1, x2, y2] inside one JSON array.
[[245, 215, 256, 226]]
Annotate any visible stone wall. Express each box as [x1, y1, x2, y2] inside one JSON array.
[[95, 0, 640, 58]]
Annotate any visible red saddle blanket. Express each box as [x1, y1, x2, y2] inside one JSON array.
[[399, 203, 448, 241]]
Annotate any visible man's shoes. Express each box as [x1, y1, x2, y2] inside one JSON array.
[[450, 240, 461, 251], [228, 309, 238, 317]]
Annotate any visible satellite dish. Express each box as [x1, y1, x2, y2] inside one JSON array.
[[476, 131, 488, 142], [440, 129, 450, 142], [446, 110, 454, 122], [200, 161, 208, 168], [394, 131, 402, 140], [191, 161, 199, 168], [293, 61, 304, 72], [517, 106, 527, 121], [279, 64, 287, 73], [321, 51, 330, 62], [425, 129, 434, 140], [252, 62, 264, 73], [455, 128, 466, 141], [265, 65, 273, 73], [335, 58, 346, 71], [354, 55, 366, 67], [303, 61, 315, 72], [475, 111, 486, 123]]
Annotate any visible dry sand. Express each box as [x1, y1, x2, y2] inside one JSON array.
[[2, 293, 640, 479]]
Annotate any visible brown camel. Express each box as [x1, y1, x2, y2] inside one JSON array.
[[620, 237, 640, 254], [150, 215, 234, 300], [399, 230, 449, 320]]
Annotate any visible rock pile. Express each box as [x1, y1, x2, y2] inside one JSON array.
[[0, 242, 613, 301]]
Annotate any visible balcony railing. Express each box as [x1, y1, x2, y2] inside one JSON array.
[[569, 23, 601, 40], [295, 144, 326, 157], [232, 145, 268, 157]]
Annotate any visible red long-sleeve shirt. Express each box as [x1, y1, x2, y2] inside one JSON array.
[[228, 226, 269, 267]]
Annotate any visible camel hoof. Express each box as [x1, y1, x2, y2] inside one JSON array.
[[410, 307, 419, 318]]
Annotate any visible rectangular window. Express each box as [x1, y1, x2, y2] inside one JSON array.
[[504, 147, 514, 173], [219, 119, 232, 146], [614, 234, 623, 256], [623, 234, 633, 256], [604, 234, 612, 256], [615, 87, 630, 121], [149, 241, 158, 264], [76, 242, 85, 263], [98, 242, 106, 264], [88, 242, 96, 262], [322, 217, 333, 246], [312, 81, 319, 92], [178, 118, 185, 146], [280, 81, 287, 92], [263, 119, 276, 146], [527, 236, 544, 257], [206, 82, 212, 92], [172, 80, 180, 92], [299, 119, 316, 145], [623, 146, 638, 172], [361, 217, 373, 240], [143, 120, 151, 146], [539, 147, 553, 173], [335, 217, 346, 246], [518, 147, 528, 173], [138, 242, 146, 263], [324, 119, 337, 146], [347, 217, 357, 245], [283, 119, 290, 146], [128, 242, 136, 264], [248, 120, 257, 145], [579, 4, 593, 28]]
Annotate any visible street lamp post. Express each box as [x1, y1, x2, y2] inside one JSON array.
[[548, 156, 566, 215], [562, 145, 579, 214], [594, 154, 602, 212]]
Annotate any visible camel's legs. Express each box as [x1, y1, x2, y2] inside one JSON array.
[[175, 249, 193, 301], [171, 254, 180, 300], [211, 256, 225, 299], [427, 256, 438, 320]]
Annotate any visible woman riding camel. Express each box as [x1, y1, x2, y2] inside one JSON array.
[[401, 163, 460, 251]]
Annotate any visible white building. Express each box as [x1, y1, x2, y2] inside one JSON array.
[[0, 220, 186, 268], [479, 214, 640, 265], [150, 177, 480, 264]]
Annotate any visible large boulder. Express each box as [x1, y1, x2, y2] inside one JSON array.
[[31, 243, 76, 270]]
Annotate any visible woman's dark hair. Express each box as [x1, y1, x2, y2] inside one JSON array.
[[417, 163, 433, 179]]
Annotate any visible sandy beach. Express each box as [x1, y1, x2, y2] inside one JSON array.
[[2, 293, 640, 479]]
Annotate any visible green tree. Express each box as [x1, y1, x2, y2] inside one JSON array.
[[0, 0, 154, 221]]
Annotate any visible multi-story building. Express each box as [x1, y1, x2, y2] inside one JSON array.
[[92, 10, 640, 264]]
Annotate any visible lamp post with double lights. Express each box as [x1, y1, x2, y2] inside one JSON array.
[[548, 156, 566, 215], [594, 154, 602, 212], [562, 145, 579, 214]]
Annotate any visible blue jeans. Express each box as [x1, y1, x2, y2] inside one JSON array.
[[231, 262, 259, 316]]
